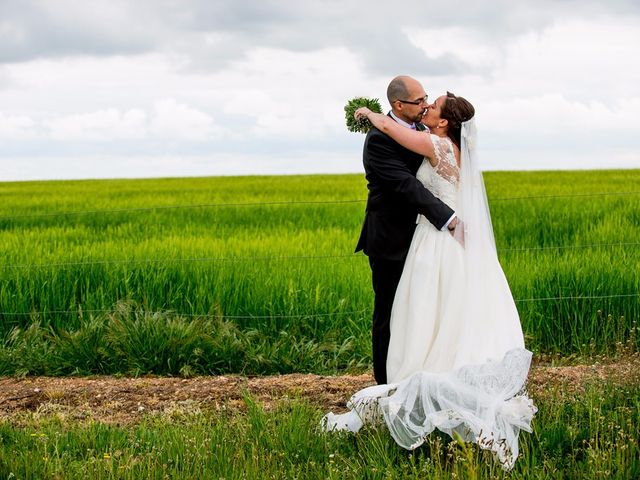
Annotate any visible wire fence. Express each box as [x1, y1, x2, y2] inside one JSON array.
[[1, 190, 639, 221], [2, 188, 639, 320], [0, 199, 366, 220], [0, 254, 357, 269], [0, 309, 370, 319], [2, 242, 639, 270], [1, 293, 639, 319], [490, 190, 640, 201]]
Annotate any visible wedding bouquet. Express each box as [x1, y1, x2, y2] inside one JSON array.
[[344, 97, 383, 134]]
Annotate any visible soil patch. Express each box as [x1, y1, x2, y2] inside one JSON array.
[[1, 355, 638, 425]]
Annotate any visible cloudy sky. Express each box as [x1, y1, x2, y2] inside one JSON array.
[[1, 0, 639, 181]]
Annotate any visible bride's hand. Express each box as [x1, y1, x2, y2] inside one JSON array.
[[354, 107, 371, 121], [451, 220, 465, 247]]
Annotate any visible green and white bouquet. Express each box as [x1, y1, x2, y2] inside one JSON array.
[[344, 97, 383, 134]]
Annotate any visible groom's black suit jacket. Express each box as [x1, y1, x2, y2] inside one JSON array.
[[355, 117, 454, 260]]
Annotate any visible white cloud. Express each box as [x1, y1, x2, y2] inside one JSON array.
[[495, 17, 640, 102], [405, 27, 501, 74], [481, 95, 640, 136], [218, 47, 366, 138], [0, 2, 639, 181], [47, 108, 147, 141], [0, 149, 365, 181], [33, 99, 224, 143], [149, 98, 223, 141], [0, 112, 37, 140]]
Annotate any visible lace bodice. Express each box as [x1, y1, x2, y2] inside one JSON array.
[[416, 134, 459, 212]]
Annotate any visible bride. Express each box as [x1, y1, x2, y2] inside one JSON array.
[[323, 92, 536, 470]]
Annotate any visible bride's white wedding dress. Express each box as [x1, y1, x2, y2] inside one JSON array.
[[323, 129, 536, 470], [387, 134, 526, 380]]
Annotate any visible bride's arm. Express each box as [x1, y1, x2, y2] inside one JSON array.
[[355, 108, 436, 165]]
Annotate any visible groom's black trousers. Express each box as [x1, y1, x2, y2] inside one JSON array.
[[369, 256, 406, 385]]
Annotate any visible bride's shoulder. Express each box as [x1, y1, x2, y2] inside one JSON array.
[[430, 135, 459, 166], [430, 134, 454, 151], [430, 133, 451, 144]]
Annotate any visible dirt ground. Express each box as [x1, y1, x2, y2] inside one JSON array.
[[1, 354, 639, 425]]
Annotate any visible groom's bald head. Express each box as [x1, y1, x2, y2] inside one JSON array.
[[387, 75, 428, 124], [387, 76, 414, 105]]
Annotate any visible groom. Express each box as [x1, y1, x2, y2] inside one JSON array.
[[356, 75, 457, 384]]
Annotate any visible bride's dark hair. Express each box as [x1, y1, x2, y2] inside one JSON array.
[[441, 92, 475, 149]]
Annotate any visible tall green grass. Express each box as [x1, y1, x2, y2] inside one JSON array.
[[1, 171, 639, 375], [0, 303, 369, 376], [1, 381, 638, 479]]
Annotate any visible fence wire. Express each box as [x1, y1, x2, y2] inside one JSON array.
[[2, 242, 639, 270], [0, 309, 369, 319], [1, 190, 639, 221], [1, 293, 638, 319], [2, 188, 638, 319], [0, 199, 365, 220]]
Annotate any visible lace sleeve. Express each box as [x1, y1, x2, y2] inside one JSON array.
[[432, 135, 460, 185]]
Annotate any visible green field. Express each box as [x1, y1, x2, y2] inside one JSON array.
[[1, 170, 639, 478], [1, 381, 638, 479], [1, 170, 639, 375]]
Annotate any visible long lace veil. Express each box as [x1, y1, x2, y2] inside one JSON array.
[[456, 118, 496, 258], [454, 118, 527, 366], [457, 117, 498, 302]]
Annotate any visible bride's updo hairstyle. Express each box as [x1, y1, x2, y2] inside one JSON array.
[[441, 92, 475, 149]]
